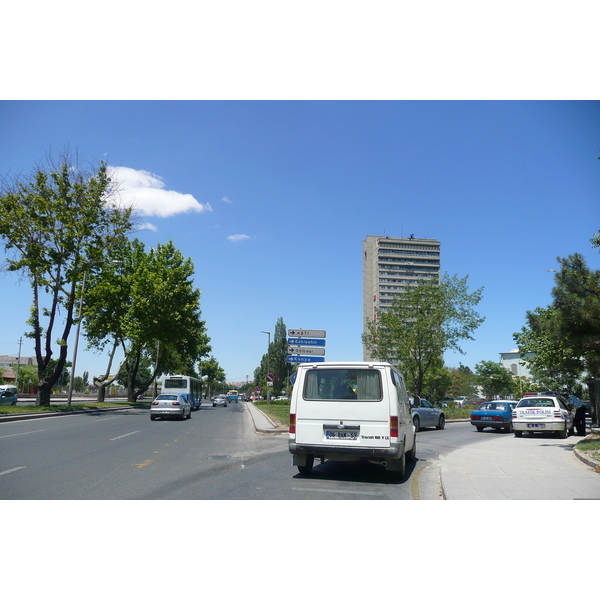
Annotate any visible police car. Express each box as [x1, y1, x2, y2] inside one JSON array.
[[512, 394, 574, 438]]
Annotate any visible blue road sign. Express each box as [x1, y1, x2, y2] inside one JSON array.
[[288, 337, 326, 346], [286, 355, 325, 363]]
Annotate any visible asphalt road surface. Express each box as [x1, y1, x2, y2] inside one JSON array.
[[0, 402, 494, 500]]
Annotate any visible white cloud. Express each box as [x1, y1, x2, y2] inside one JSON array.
[[108, 166, 212, 217], [227, 234, 250, 242], [221, 196, 232, 204], [139, 222, 158, 232]]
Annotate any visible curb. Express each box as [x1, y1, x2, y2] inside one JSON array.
[[0, 406, 134, 423], [247, 403, 288, 435]]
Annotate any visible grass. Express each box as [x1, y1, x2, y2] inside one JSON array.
[[576, 433, 600, 462], [0, 401, 147, 415], [255, 401, 290, 427]]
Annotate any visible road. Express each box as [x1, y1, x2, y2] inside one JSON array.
[[0, 402, 496, 500]]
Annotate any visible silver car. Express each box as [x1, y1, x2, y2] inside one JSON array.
[[150, 393, 192, 421], [410, 396, 446, 431], [212, 395, 228, 407]]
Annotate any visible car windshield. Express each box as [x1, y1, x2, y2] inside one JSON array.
[[478, 402, 507, 411], [304, 368, 382, 401]]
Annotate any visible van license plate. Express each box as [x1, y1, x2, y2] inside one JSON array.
[[325, 428, 359, 440]]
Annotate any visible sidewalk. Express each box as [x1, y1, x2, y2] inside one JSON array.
[[245, 402, 288, 434], [440, 428, 600, 500]]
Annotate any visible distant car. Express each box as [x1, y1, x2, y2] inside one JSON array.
[[410, 397, 445, 431], [582, 400, 591, 416], [470, 400, 517, 432], [454, 396, 468, 406], [150, 393, 192, 421], [213, 395, 228, 407], [0, 390, 18, 406], [512, 395, 574, 438]]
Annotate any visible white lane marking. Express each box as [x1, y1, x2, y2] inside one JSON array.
[[0, 466, 26, 477], [0, 429, 48, 440], [110, 430, 141, 441]]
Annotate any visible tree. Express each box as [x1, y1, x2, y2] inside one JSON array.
[[200, 356, 226, 398], [475, 360, 515, 399], [254, 317, 294, 397], [552, 253, 600, 423], [362, 274, 484, 395], [513, 306, 584, 391], [83, 239, 211, 401], [0, 151, 133, 405]]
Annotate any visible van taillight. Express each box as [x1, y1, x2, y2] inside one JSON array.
[[290, 413, 296, 434], [390, 416, 399, 438]]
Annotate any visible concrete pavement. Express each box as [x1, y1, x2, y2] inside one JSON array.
[[439, 427, 600, 500]]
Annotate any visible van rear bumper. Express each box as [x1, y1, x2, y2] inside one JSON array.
[[289, 441, 402, 459]]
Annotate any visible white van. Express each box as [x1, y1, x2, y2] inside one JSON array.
[[289, 361, 416, 478], [0, 385, 18, 396]]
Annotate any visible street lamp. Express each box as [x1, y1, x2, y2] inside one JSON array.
[[260, 330, 271, 410], [67, 260, 122, 406]]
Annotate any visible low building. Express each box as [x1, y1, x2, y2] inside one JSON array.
[[499, 349, 533, 378]]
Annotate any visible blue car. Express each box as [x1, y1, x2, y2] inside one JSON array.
[[470, 400, 517, 433]]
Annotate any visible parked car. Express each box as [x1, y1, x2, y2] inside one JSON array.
[[213, 395, 228, 407], [150, 393, 192, 420], [0, 390, 18, 406], [410, 396, 445, 431], [512, 395, 574, 438], [470, 400, 517, 432], [454, 396, 468, 406], [582, 400, 591, 416]]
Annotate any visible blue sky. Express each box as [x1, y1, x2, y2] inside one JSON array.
[[1, 101, 599, 388]]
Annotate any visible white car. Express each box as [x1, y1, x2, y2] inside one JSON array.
[[150, 394, 192, 420], [512, 395, 574, 438]]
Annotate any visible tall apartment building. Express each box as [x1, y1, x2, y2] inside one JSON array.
[[362, 235, 441, 360]]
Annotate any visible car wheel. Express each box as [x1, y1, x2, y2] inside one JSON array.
[[388, 450, 406, 480], [150, 415, 156, 421], [505, 422, 514, 433], [413, 415, 420, 431], [476, 426, 484, 432], [514, 430, 522, 437], [558, 423, 568, 439], [436, 414, 445, 430], [298, 455, 314, 475]]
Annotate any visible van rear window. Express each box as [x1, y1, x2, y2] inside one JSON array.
[[304, 369, 382, 401]]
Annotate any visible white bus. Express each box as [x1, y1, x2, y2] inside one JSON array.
[[162, 375, 203, 410]]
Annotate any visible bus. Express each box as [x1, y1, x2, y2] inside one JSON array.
[[162, 375, 203, 410], [227, 390, 239, 403]]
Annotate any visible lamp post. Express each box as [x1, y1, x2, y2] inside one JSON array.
[[67, 260, 122, 406], [260, 330, 271, 410]]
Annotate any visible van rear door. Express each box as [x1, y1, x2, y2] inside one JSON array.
[[294, 366, 392, 449]]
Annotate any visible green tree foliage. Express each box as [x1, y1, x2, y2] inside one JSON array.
[[362, 274, 484, 395], [0, 152, 133, 405], [200, 356, 226, 398], [83, 239, 211, 401], [513, 306, 584, 391], [254, 317, 294, 397], [514, 252, 600, 422], [475, 360, 515, 399]]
